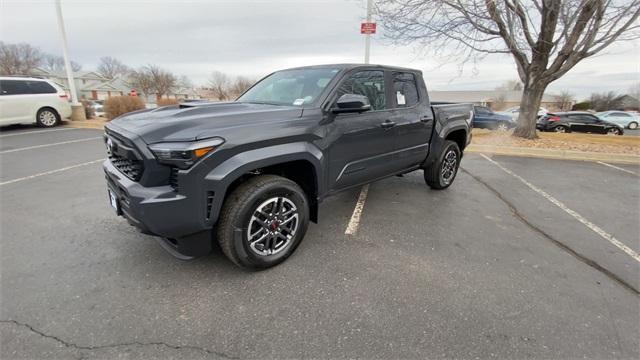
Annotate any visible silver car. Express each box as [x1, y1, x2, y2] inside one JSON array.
[[596, 111, 639, 130]]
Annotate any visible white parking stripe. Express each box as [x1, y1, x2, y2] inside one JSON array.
[[0, 159, 105, 186], [345, 184, 370, 235], [596, 161, 638, 175], [0, 128, 77, 138], [0, 137, 102, 154], [481, 154, 640, 263]]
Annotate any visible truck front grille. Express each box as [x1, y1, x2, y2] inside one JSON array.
[[109, 153, 143, 181]]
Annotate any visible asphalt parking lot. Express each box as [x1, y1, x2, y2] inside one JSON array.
[[1, 126, 639, 359]]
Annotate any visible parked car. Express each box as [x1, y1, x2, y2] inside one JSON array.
[[103, 64, 473, 269], [91, 100, 105, 117], [596, 111, 639, 130], [537, 111, 624, 135], [473, 105, 515, 130], [0, 77, 71, 127], [498, 106, 548, 121]]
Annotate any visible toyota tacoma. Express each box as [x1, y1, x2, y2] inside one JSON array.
[[103, 64, 472, 269]]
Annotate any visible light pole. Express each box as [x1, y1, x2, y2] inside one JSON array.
[[55, 0, 85, 121], [364, 0, 373, 64]]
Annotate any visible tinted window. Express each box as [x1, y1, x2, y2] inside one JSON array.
[[393, 72, 419, 108], [612, 112, 630, 117], [0, 80, 30, 95], [336, 70, 386, 110], [28, 81, 56, 94], [475, 106, 490, 115]]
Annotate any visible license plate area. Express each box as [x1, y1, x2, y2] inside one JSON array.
[[108, 189, 121, 215]]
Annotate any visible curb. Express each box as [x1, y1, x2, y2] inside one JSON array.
[[467, 144, 640, 165], [61, 120, 107, 130]]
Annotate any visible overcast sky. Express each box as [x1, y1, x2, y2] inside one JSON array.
[[1, 0, 638, 100]]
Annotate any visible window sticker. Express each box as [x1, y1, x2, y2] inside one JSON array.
[[396, 91, 406, 106], [293, 98, 305, 106]]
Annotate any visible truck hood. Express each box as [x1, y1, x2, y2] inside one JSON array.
[[108, 102, 303, 144]]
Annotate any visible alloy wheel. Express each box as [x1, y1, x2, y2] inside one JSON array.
[[497, 123, 509, 132], [441, 150, 458, 185], [554, 126, 566, 133], [39, 110, 57, 127], [629, 122, 638, 130], [607, 128, 619, 135], [247, 196, 299, 256]]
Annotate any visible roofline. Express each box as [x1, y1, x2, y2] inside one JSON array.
[[275, 63, 422, 73]]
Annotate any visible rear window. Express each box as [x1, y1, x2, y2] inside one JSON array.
[[0, 79, 56, 95], [393, 72, 419, 108]]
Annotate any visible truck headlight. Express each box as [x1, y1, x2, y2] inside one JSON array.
[[149, 137, 225, 169]]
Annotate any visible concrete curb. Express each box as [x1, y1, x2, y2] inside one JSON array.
[[467, 144, 640, 165], [61, 120, 107, 130]]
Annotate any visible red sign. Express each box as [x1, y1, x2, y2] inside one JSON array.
[[361, 22, 376, 35]]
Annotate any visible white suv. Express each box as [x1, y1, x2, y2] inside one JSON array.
[[0, 77, 72, 127]]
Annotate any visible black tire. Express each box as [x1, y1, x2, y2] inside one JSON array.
[[36, 107, 60, 127], [554, 125, 569, 133], [217, 175, 309, 270], [606, 127, 623, 136], [627, 122, 638, 130], [424, 140, 461, 190]]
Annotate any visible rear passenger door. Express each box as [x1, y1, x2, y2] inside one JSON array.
[[387, 71, 433, 170], [0, 80, 32, 124]]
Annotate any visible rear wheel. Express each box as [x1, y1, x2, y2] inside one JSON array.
[[424, 140, 461, 190], [495, 122, 509, 132], [217, 175, 309, 270], [554, 125, 568, 133], [628, 122, 638, 130], [36, 108, 60, 127]]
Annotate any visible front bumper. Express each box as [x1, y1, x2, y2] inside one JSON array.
[[103, 160, 213, 256]]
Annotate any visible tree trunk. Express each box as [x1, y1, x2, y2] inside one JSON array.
[[513, 82, 547, 139]]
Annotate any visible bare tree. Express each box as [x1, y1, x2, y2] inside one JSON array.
[[178, 75, 193, 89], [495, 79, 523, 91], [629, 82, 640, 100], [130, 69, 155, 99], [0, 42, 43, 75], [42, 54, 82, 72], [590, 91, 623, 111], [553, 91, 575, 111], [230, 76, 254, 98], [378, 0, 640, 139], [208, 71, 230, 100], [97, 56, 130, 79]]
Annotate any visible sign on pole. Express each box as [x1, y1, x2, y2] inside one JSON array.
[[361, 22, 376, 35]]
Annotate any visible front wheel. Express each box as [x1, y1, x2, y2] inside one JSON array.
[[217, 175, 309, 270], [424, 140, 461, 190], [554, 125, 568, 133], [495, 122, 510, 132], [607, 127, 623, 136], [628, 122, 638, 130]]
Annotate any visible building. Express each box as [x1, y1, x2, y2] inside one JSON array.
[[617, 95, 640, 111], [429, 90, 563, 111]]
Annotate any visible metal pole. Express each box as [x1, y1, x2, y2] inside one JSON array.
[[55, 0, 80, 106], [364, 0, 372, 64]]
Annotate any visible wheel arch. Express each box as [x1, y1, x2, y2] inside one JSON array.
[[205, 142, 323, 223], [36, 106, 60, 125]]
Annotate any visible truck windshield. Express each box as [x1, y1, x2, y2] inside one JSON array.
[[238, 68, 340, 106]]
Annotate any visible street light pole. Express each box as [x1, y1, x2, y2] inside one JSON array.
[[364, 0, 372, 64], [55, 0, 85, 120]]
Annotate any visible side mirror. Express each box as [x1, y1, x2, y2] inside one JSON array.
[[332, 94, 371, 114]]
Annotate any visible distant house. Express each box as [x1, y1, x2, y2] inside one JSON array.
[[31, 68, 131, 100], [429, 90, 562, 111], [617, 95, 640, 111]]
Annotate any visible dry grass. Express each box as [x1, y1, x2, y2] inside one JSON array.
[[104, 96, 146, 120], [157, 98, 180, 106], [472, 129, 640, 155]]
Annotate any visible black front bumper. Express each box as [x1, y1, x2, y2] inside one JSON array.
[[103, 160, 213, 257]]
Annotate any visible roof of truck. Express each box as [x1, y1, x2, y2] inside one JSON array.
[[281, 63, 422, 73]]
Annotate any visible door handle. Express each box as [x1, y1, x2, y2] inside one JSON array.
[[380, 120, 396, 129], [420, 116, 432, 123]]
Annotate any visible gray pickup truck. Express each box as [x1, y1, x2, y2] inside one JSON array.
[[103, 64, 473, 269]]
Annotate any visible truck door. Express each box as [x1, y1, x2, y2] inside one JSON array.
[[387, 71, 433, 170], [327, 70, 397, 191]]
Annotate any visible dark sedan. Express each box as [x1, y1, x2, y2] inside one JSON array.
[[537, 112, 624, 135], [473, 105, 515, 131]]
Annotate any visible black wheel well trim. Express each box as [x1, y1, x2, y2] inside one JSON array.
[[204, 142, 323, 223]]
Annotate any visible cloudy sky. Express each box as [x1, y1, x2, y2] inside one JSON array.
[[2, 0, 638, 100]]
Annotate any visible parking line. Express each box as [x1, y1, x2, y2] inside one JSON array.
[[0, 159, 105, 186], [481, 154, 640, 263], [0, 137, 102, 154], [596, 161, 638, 175], [345, 184, 369, 235], [0, 128, 78, 138]]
